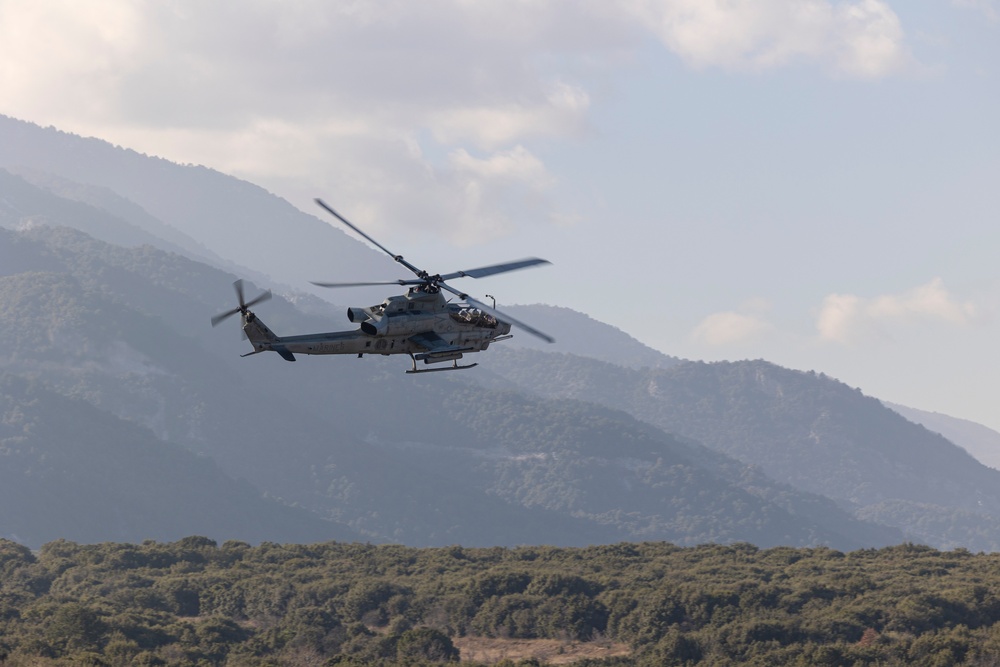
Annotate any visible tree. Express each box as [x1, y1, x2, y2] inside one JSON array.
[[396, 627, 460, 662]]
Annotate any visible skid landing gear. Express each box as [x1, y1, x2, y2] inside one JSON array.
[[406, 354, 478, 374]]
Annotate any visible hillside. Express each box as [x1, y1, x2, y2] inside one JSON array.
[[0, 231, 626, 548], [503, 304, 682, 369], [3, 115, 991, 552], [1, 167, 216, 261], [0, 210, 901, 549], [889, 402, 1000, 471], [0, 115, 394, 302], [481, 348, 1000, 551], [0, 373, 345, 547]]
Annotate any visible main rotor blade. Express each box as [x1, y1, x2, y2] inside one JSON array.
[[438, 283, 555, 343], [310, 279, 421, 289], [315, 198, 427, 279], [438, 258, 551, 281]]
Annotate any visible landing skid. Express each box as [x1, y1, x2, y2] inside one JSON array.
[[407, 355, 479, 374]]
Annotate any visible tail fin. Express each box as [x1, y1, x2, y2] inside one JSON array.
[[243, 312, 296, 362]]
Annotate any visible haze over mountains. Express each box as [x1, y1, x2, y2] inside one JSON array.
[[2, 114, 999, 552]]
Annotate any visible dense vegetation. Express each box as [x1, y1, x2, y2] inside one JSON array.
[[2, 538, 1000, 666]]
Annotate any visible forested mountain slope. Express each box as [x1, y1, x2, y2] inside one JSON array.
[[0, 373, 343, 547], [0, 235, 626, 548], [0, 115, 394, 301], [0, 167, 214, 262], [481, 348, 1000, 550], [890, 402, 1000, 471], [502, 304, 682, 369], [1, 116, 983, 551], [0, 216, 901, 549]]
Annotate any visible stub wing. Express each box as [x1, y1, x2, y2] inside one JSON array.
[[408, 331, 473, 358]]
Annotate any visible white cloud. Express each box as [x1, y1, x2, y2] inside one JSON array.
[[449, 146, 552, 183], [816, 278, 982, 344], [429, 83, 591, 151], [439, 146, 556, 242], [692, 299, 774, 345], [0, 1, 603, 242], [0, 1, 143, 119], [952, 0, 1000, 22], [834, 0, 909, 77], [0, 0, 917, 243], [628, 0, 910, 77], [815, 293, 865, 344]]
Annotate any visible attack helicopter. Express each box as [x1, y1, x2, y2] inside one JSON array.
[[211, 198, 553, 373]]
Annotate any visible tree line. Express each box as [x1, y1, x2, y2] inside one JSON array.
[[2, 537, 1000, 665]]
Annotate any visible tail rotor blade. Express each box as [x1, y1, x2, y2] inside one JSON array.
[[211, 279, 271, 328], [211, 307, 241, 327], [233, 279, 246, 308], [244, 290, 272, 309]]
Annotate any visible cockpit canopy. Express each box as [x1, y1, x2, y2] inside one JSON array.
[[450, 308, 498, 328]]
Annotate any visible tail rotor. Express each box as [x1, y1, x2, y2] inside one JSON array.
[[211, 279, 271, 328]]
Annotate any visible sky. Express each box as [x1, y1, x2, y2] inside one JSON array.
[[2, 0, 1000, 429]]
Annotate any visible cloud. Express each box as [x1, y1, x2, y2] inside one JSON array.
[[815, 293, 865, 344], [952, 0, 1000, 22], [816, 278, 982, 344], [692, 299, 775, 345], [428, 83, 591, 151], [0, 1, 606, 241], [628, 0, 911, 78], [0, 0, 916, 242], [0, 1, 143, 119], [441, 146, 557, 242]]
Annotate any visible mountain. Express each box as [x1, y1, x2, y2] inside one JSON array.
[[479, 348, 1000, 551], [889, 402, 1000, 471], [0, 223, 629, 548], [3, 166, 219, 262], [0, 372, 348, 548], [0, 115, 395, 303], [3, 115, 982, 552], [0, 209, 900, 550], [503, 304, 682, 369], [372, 385, 903, 548], [1, 166, 307, 302]]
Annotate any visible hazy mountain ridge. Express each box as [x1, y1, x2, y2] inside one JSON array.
[[1, 167, 213, 260], [0, 116, 991, 551], [0, 217, 901, 549], [502, 304, 682, 369], [0, 115, 397, 302], [418, 390, 902, 547], [482, 348, 1000, 550], [888, 402, 1000, 471], [0, 372, 348, 547], [0, 228, 625, 547]]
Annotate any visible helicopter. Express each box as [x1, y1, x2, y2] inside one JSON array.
[[211, 198, 554, 373]]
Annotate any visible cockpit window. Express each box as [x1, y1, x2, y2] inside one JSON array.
[[451, 308, 498, 328]]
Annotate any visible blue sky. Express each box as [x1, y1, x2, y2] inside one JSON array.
[[2, 0, 999, 428]]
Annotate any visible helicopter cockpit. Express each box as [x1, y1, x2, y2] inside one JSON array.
[[451, 307, 498, 328]]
